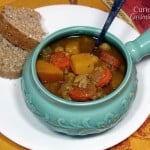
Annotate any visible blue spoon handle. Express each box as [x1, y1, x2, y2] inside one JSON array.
[[95, 0, 125, 47]]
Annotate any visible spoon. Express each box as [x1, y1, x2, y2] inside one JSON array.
[[93, 0, 125, 53]]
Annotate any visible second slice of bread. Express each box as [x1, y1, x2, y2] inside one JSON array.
[[0, 34, 29, 78], [0, 6, 45, 51]]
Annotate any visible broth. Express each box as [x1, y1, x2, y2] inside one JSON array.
[[36, 36, 126, 102]]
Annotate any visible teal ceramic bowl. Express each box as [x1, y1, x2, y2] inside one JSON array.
[[21, 26, 150, 136]]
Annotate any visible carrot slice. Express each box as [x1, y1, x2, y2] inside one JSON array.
[[99, 51, 121, 68], [69, 85, 96, 102], [50, 51, 70, 70], [95, 67, 112, 87]]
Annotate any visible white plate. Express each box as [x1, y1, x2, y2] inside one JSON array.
[[0, 5, 150, 150]]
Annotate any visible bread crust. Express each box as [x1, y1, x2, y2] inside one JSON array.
[[0, 13, 39, 51], [0, 6, 45, 79], [0, 33, 29, 79], [0, 70, 21, 79]]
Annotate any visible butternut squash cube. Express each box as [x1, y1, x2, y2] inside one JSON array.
[[70, 53, 98, 74], [65, 40, 80, 55], [36, 60, 63, 82]]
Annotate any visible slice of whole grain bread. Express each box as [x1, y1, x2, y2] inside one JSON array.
[[0, 6, 45, 51], [0, 34, 29, 78]]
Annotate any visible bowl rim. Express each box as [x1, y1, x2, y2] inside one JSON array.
[[31, 26, 133, 106]]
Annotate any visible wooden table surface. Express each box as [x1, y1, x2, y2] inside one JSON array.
[[0, 0, 150, 150]]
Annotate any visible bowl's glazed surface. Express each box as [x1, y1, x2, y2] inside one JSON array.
[[21, 26, 143, 136]]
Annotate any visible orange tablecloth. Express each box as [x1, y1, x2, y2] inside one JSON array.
[[0, 0, 150, 150]]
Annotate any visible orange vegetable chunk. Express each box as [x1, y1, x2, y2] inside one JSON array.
[[69, 85, 96, 101], [65, 40, 80, 55], [95, 67, 112, 87], [36, 60, 63, 82], [99, 51, 121, 68], [50, 51, 70, 70], [70, 53, 98, 75]]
